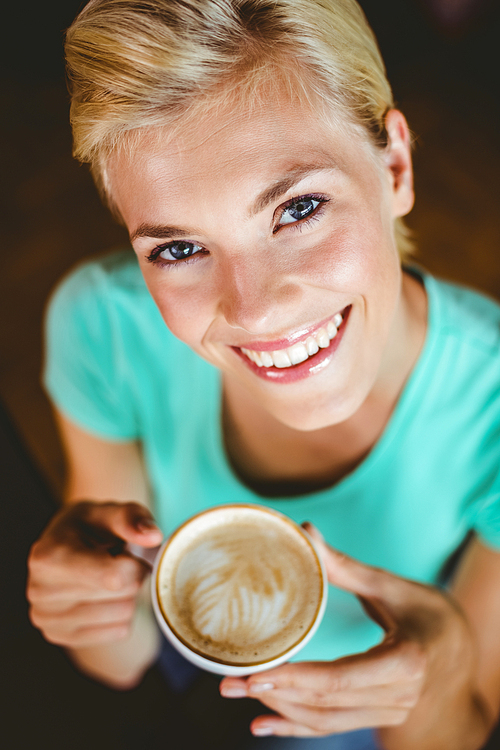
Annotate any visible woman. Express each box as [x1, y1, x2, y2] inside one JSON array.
[[27, 1, 500, 747]]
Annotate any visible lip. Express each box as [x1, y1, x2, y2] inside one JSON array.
[[234, 309, 348, 352], [232, 306, 351, 383]]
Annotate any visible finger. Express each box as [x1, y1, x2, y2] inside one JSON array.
[[246, 642, 426, 696], [221, 676, 411, 707], [304, 523, 398, 600], [304, 524, 435, 626], [247, 681, 420, 710], [251, 716, 319, 738], [256, 690, 410, 732], [31, 597, 136, 629], [31, 597, 137, 648], [28, 579, 142, 607], [29, 542, 148, 591], [43, 621, 132, 649], [358, 595, 397, 634], [250, 703, 408, 737]]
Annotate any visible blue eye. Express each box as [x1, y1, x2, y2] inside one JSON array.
[[280, 197, 320, 224], [161, 241, 203, 260], [147, 240, 204, 265], [276, 195, 328, 232]]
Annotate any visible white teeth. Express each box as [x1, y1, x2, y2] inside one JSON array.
[[288, 342, 309, 365], [272, 349, 292, 368], [260, 351, 274, 367], [241, 311, 344, 369], [305, 336, 319, 356], [242, 348, 259, 365], [326, 320, 337, 339], [253, 351, 264, 367], [316, 327, 330, 348]]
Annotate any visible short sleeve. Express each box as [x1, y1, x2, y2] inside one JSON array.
[[474, 492, 500, 551], [43, 260, 140, 441]]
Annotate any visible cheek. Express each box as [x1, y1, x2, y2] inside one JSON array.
[[298, 209, 396, 294], [144, 274, 215, 347]]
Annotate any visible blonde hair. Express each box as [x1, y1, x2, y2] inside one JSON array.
[[66, 0, 413, 256]]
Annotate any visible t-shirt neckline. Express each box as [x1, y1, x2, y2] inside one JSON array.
[[210, 266, 441, 504]]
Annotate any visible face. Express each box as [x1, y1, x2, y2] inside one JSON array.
[[107, 99, 413, 431]]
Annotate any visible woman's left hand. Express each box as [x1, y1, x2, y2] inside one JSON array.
[[220, 525, 487, 743]]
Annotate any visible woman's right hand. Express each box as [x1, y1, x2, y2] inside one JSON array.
[[27, 500, 163, 649]]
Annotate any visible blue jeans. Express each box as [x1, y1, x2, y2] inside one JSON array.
[[243, 729, 378, 749]]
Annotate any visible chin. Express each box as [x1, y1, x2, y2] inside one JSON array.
[[267, 390, 365, 432]]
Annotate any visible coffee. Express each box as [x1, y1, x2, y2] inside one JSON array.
[[155, 505, 324, 668]]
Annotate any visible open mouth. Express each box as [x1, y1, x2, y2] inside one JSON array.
[[233, 306, 351, 383]]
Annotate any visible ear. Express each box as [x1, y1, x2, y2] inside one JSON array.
[[383, 109, 414, 218]]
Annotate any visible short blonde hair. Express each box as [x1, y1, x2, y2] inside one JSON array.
[[66, 0, 413, 256]]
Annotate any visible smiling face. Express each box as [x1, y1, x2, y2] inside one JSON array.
[[106, 98, 414, 431]]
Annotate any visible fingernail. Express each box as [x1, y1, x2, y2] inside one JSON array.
[[221, 687, 247, 698], [249, 682, 275, 693], [252, 726, 274, 737], [136, 519, 158, 532], [302, 521, 324, 542]]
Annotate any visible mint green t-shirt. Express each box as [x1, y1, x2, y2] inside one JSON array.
[[44, 249, 500, 663]]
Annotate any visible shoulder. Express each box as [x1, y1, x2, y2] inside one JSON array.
[[43, 249, 188, 439], [405, 268, 500, 426], [48, 248, 147, 312], [416, 270, 500, 455], [45, 248, 199, 381], [425, 271, 500, 356], [405, 272, 500, 548], [46, 248, 158, 341]]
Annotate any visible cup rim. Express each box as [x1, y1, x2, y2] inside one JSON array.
[[152, 503, 327, 669]]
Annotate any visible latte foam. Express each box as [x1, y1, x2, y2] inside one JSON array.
[[156, 506, 323, 666]]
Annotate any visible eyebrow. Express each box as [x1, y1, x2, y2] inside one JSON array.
[[130, 162, 337, 242], [250, 163, 337, 216], [130, 224, 194, 242]]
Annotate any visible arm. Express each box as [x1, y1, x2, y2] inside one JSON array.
[[220, 530, 500, 749], [450, 539, 500, 723], [56, 411, 152, 506], [376, 536, 500, 749], [27, 410, 163, 689]]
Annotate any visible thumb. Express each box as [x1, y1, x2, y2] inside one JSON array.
[[81, 501, 163, 548], [304, 522, 399, 631]]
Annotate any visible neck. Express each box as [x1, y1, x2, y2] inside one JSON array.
[[222, 269, 428, 497]]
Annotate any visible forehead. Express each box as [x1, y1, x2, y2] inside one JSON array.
[[106, 97, 376, 217]]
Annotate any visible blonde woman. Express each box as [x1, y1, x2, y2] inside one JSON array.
[[27, 1, 500, 747]]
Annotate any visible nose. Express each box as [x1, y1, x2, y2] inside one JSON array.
[[216, 254, 303, 334]]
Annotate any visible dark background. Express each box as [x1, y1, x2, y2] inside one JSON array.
[[1, 1, 500, 747], [1, 0, 500, 495]]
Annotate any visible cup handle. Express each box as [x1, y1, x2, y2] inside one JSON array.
[[123, 542, 161, 569]]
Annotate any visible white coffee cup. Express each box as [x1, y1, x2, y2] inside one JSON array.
[[150, 504, 327, 676]]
